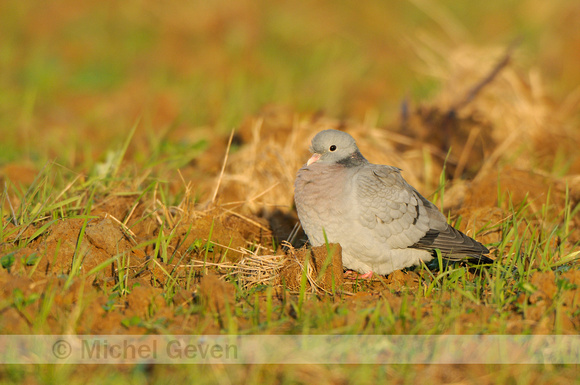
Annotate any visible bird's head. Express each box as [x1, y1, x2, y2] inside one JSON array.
[[307, 129, 367, 167]]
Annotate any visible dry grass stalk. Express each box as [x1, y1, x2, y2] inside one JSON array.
[[211, 128, 235, 204], [236, 254, 287, 289]]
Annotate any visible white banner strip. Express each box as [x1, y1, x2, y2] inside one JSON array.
[[0, 335, 577, 364]]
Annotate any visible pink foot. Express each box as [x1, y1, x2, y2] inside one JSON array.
[[343, 270, 374, 280], [359, 271, 373, 279]]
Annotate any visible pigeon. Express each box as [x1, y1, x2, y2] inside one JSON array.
[[294, 129, 490, 278]]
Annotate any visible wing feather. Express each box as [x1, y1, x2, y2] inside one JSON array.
[[355, 165, 489, 260]]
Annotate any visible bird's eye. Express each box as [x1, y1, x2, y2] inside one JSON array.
[[329, 145, 337, 151]]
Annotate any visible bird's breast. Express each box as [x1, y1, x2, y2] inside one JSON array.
[[294, 165, 357, 246], [295, 165, 352, 214]]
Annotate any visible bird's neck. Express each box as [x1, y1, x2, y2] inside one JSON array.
[[337, 150, 367, 167]]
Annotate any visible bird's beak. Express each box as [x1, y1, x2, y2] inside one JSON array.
[[306, 153, 321, 166]]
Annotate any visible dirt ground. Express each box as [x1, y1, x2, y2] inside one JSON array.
[[0, 38, 578, 385], [1, 92, 579, 337], [1, 90, 579, 385], [2, 1, 580, 383]]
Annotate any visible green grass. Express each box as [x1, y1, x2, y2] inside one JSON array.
[[0, 0, 579, 383]]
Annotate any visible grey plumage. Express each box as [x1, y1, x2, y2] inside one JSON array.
[[294, 129, 490, 275]]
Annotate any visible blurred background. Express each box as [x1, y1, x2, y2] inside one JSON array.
[[0, 0, 578, 170]]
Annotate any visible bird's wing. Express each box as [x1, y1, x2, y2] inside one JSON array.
[[355, 165, 489, 258]]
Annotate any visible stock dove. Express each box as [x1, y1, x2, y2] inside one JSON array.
[[294, 129, 490, 278]]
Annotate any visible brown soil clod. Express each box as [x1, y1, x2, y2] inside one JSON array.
[[278, 244, 344, 292], [85, 217, 133, 256], [384, 270, 420, 289], [196, 273, 236, 316]]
